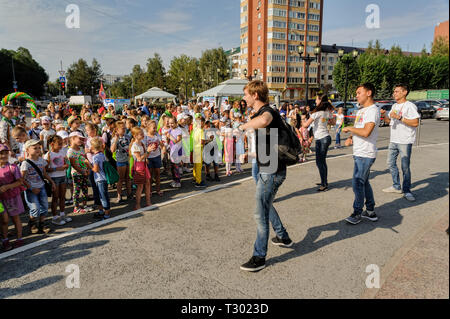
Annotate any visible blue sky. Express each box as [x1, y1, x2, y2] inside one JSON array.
[[0, 0, 448, 80]]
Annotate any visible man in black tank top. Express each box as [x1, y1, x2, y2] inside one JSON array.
[[238, 81, 293, 272]]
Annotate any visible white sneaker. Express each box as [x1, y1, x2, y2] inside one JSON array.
[[84, 206, 95, 212], [52, 217, 66, 226], [404, 193, 416, 201], [61, 215, 72, 223], [382, 186, 402, 194]]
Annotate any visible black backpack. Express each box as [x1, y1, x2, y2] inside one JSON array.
[[277, 115, 302, 165], [260, 106, 301, 166]]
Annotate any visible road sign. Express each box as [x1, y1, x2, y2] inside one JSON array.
[[59, 70, 66, 77], [59, 76, 66, 83]]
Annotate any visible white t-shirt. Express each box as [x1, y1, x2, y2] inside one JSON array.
[[336, 114, 344, 127], [44, 149, 68, 178], [131, 141, 145, 162], [310, 111, 331, 140], [145, 134, 161, 158], [388, 101, 420, 145], [353, 105, 380, 158]]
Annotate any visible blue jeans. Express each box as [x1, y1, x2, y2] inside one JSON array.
[[96, 180, 111, 210], [335, 126, 342, 145], [315, 135, 331, 186], [352, 156, 376, 215], [387, 143, 413, 193], [253, 170, 289, 258], [89, 171, 101, 206], [252, 160, 259, 184], [24, 188, 48, 218]]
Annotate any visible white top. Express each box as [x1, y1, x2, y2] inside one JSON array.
[[336, 114, 344, 127], [310, 111, 331, 140], [388, 101, 420, 145], [45, 149, 68, 178], [131, 141, 145, 162], [353, 105, 380, 158]]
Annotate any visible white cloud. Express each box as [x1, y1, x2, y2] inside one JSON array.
[[323, 1, 449, 47]]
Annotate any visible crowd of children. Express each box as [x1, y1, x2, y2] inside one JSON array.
[[0, 99, 322, 251]]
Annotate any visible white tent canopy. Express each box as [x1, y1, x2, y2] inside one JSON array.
[[135, 87, 176, 101], [197, 79, 281, 98]]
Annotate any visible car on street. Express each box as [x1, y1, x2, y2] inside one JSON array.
[[377, 103, 393, 127], [415, 101, 436, 119], [416, 99, 446, 110], [435, 106, 449, 121]]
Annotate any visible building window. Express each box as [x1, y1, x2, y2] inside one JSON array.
[[328, 75, 333, 80], [258, 24, 261, 31], [257, 35, 261, 41], [329, 57, 334, 63], [258, 12, 261, 19]]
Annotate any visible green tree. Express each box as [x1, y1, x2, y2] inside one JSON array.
[[0, 47, 48, 98], [332, 54, 361, 99], [146, 53, 166, 89], [66, 58, 103, 95], [199, 48, 229, 89], [431, 36, 450, 56], [377, 76, 392, 99], [167, 55, 200, 99]]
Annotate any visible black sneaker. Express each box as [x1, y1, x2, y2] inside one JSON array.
[[345, 213, 362, 225], [271, 236, 293, 247], [240, 256, 266, 272], [93, 212, 105, 219], [362, 210, 378, 222], [194, 181, 207, 188], [214, 175, 221, 182], [206, 174, 213, 181]]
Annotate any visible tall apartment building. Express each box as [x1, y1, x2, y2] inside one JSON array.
[[434, 20, 449, 43], [240, 0, 324, 100]]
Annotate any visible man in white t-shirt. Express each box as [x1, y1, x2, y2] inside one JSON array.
[[382, 84, 420, 202], [342, 83, 380, 225]]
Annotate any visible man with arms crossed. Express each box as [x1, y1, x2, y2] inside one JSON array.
[[343, 83, 381, 225], [382, 84, 420, 201]]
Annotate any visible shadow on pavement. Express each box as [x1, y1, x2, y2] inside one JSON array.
[[274, 169, 390, 202], [0, 227, 126, 298], [268, 172, 449, 267]]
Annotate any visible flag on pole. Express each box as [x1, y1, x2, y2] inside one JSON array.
[[99, 81, 106, 100]]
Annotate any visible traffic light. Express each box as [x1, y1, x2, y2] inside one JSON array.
[[61, 82, 65, 90]]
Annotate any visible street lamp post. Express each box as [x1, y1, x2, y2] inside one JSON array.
[[216, 68, 221, 86], [338, 48, 359, 109], [253, 69, 258, 80], [297, 44, 321, 106], [243, 68, 248, 80]]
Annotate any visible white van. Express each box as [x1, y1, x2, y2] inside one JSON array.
[[69, 95, 92, 105]]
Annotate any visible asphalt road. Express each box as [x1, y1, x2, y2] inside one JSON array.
[[0, 119, 448, 299]]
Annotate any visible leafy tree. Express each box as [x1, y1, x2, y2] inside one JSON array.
[[332, 54, 361, 99], [431, 36, 450, 56], [66, 58, 103, 95], [167, 55, 200, 99], [146, 53, 166, 89], [377, 76, 392, 99], [199, 48, 230, 89], [0, 47, 48, 98]]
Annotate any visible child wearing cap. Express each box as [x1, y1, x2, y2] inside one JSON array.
[[39, 117, 55, 152], [67, 131, 91, 214], [21, 139, 56, 234], [45, 135, 71, 226], [0, 143, 27, 250], [28, 118, 42, 140]]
